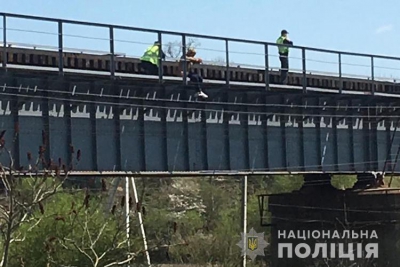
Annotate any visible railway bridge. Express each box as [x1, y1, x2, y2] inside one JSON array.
[[2, 12, 400, 266], [1, 13, 400, 178]]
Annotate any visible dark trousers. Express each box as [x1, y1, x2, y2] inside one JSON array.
[[140, 60, 158, 75], [188, 72, 203, 92], [279, 55, 289, 85]]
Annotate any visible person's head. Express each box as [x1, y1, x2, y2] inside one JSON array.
[[153, 41, 161, 46], [281, 30, 288, 37], [186, 47, 196, 57]]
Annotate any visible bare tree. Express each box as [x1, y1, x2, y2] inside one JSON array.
[[0, 127, 73, 267], [40, 183, 188, 267], [210, 56, 227, 66], [164, 38, 236, 66], [53, 189, 133, 267], [164, 38, 201, 60]]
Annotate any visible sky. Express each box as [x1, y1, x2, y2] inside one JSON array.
[[2, 0, 400, 79]]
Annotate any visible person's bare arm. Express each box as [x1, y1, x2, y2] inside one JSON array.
[[179, 56, 202, 76], [185, 56, 197, 62], [185, 57, 202, 64]]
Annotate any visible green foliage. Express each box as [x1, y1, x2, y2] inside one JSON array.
[[2, 174, 309, 266], [331, 175, 357, 190], [385, 175, 400, 187], [264, 175, 304, 194], [0, 175, 67, 267], [166, 179, 242, 265], [8, 191, 130, 267]]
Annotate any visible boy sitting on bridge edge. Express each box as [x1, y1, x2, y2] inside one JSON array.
[[180, 47, 208, 99]]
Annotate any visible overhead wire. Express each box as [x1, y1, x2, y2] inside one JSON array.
[[2, 89, 400, 119], [3, 27, 400, 81], [1, 105, 399, 180], [3, 84, 400, 113], [0, 86, 399, 175], [6, 128, 400, 180], [197, 157, 400, 175]]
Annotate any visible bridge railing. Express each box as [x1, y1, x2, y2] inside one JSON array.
[[2, 12, 400, 94]]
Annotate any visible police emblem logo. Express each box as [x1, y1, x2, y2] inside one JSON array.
[[237, 228, 269, 261], [247, 236, 258, 251]]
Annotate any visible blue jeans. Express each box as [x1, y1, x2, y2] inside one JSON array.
[[188, 72, 203, 92]]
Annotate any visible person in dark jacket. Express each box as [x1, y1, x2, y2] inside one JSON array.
[[276, 30, 293, 84]]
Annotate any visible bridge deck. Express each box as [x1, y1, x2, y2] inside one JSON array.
[[2, 46, 400, 98]]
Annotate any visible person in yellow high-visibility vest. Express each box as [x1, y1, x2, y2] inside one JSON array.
[[276, 30, 293, 85], [140, 41, 165, 75]]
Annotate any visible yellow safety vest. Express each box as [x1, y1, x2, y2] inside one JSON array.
[[276, 36, 289, 54], [140, 45, 160, 66]]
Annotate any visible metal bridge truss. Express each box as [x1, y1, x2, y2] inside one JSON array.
[[1, 70, 400, 176]]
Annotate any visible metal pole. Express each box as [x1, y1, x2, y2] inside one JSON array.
[[371, 56, 375, 95], [264, 44, 270, 90], [338, 53, 342, 94], [131, 176, 151, 266], [241, 175, 248, 267], [157, 32, 163, 84], [182, 35, 187, 85], [57, 21, 63, 75], [302, 48, 307, 93], [2, 15, 7, 69], [109, 26, 115, 77], [225, 39, 230, 86], [125, 177, 130, 248]]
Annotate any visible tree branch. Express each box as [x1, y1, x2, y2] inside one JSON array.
[[82, 212, 99, 266], [64, 238, 95, 266], [103, 255, 135, 267]]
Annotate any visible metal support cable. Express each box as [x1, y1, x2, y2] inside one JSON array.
[[3, 26, 400, 73], [3, 90, 400, 118], [3, 84, 400, 111]]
